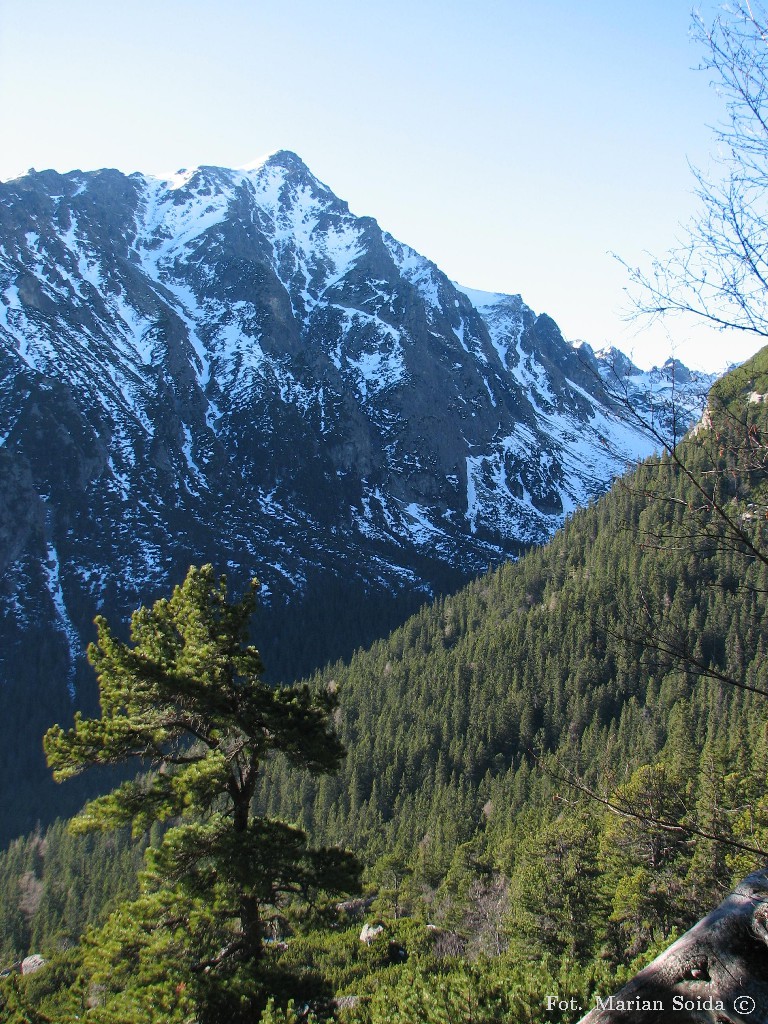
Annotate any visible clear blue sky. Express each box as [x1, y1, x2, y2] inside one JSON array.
[[0, 0, 752, 372]]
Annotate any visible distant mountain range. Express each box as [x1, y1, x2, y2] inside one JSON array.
[[0, 150, 711, 838]]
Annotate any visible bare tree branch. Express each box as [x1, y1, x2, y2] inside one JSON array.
[[539, 758, 768, 859]]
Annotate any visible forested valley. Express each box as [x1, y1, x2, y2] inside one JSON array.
[[2, 345, 768, 1022]]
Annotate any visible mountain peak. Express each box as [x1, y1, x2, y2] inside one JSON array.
[[594, 345, 641, 378], [264, 149, 309, 173], [0, 155, 718, 839], [238, 150, 310, 176]]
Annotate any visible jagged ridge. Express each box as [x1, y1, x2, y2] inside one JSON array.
[[0, 151, 710, 839]]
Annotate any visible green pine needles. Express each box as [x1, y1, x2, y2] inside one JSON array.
[[43, 565, 360, 985]]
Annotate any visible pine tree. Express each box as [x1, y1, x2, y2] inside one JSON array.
[[43, 565, 360, 971]]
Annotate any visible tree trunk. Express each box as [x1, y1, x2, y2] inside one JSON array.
[[239, 894, 263, 961], [579, 868, 768, 1023]]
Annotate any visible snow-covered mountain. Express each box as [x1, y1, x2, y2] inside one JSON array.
[[0, 151, 711, 837]]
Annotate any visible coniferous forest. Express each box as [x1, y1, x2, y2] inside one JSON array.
[[7, 4, 768, 1019], [2, 343, 768, 1021]]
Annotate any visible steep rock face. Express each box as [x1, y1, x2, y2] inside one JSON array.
[[0, 152, 709, 838]]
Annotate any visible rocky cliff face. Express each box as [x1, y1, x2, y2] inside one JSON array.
[[0, 151, 708, 838]]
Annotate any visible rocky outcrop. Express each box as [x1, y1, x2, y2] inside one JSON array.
[[359, 922, 385, 944], [20, 954, 46, 975]]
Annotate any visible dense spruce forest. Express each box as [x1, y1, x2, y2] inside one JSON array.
[[2, 349, 768, 1022]]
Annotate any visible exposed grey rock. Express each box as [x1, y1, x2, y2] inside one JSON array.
[[336, 895, 375, 920], [0, 151, 712, 839], [359, 922, 385, 944], [20, 953, 46, 975], [333, 996, 361, 1010]]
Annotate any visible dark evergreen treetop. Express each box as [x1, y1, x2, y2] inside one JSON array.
[[43, 565, 360, 968], [44, 564, 345, 833]]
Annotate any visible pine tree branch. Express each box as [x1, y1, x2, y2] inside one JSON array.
[[540, 759, 768, 858]]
